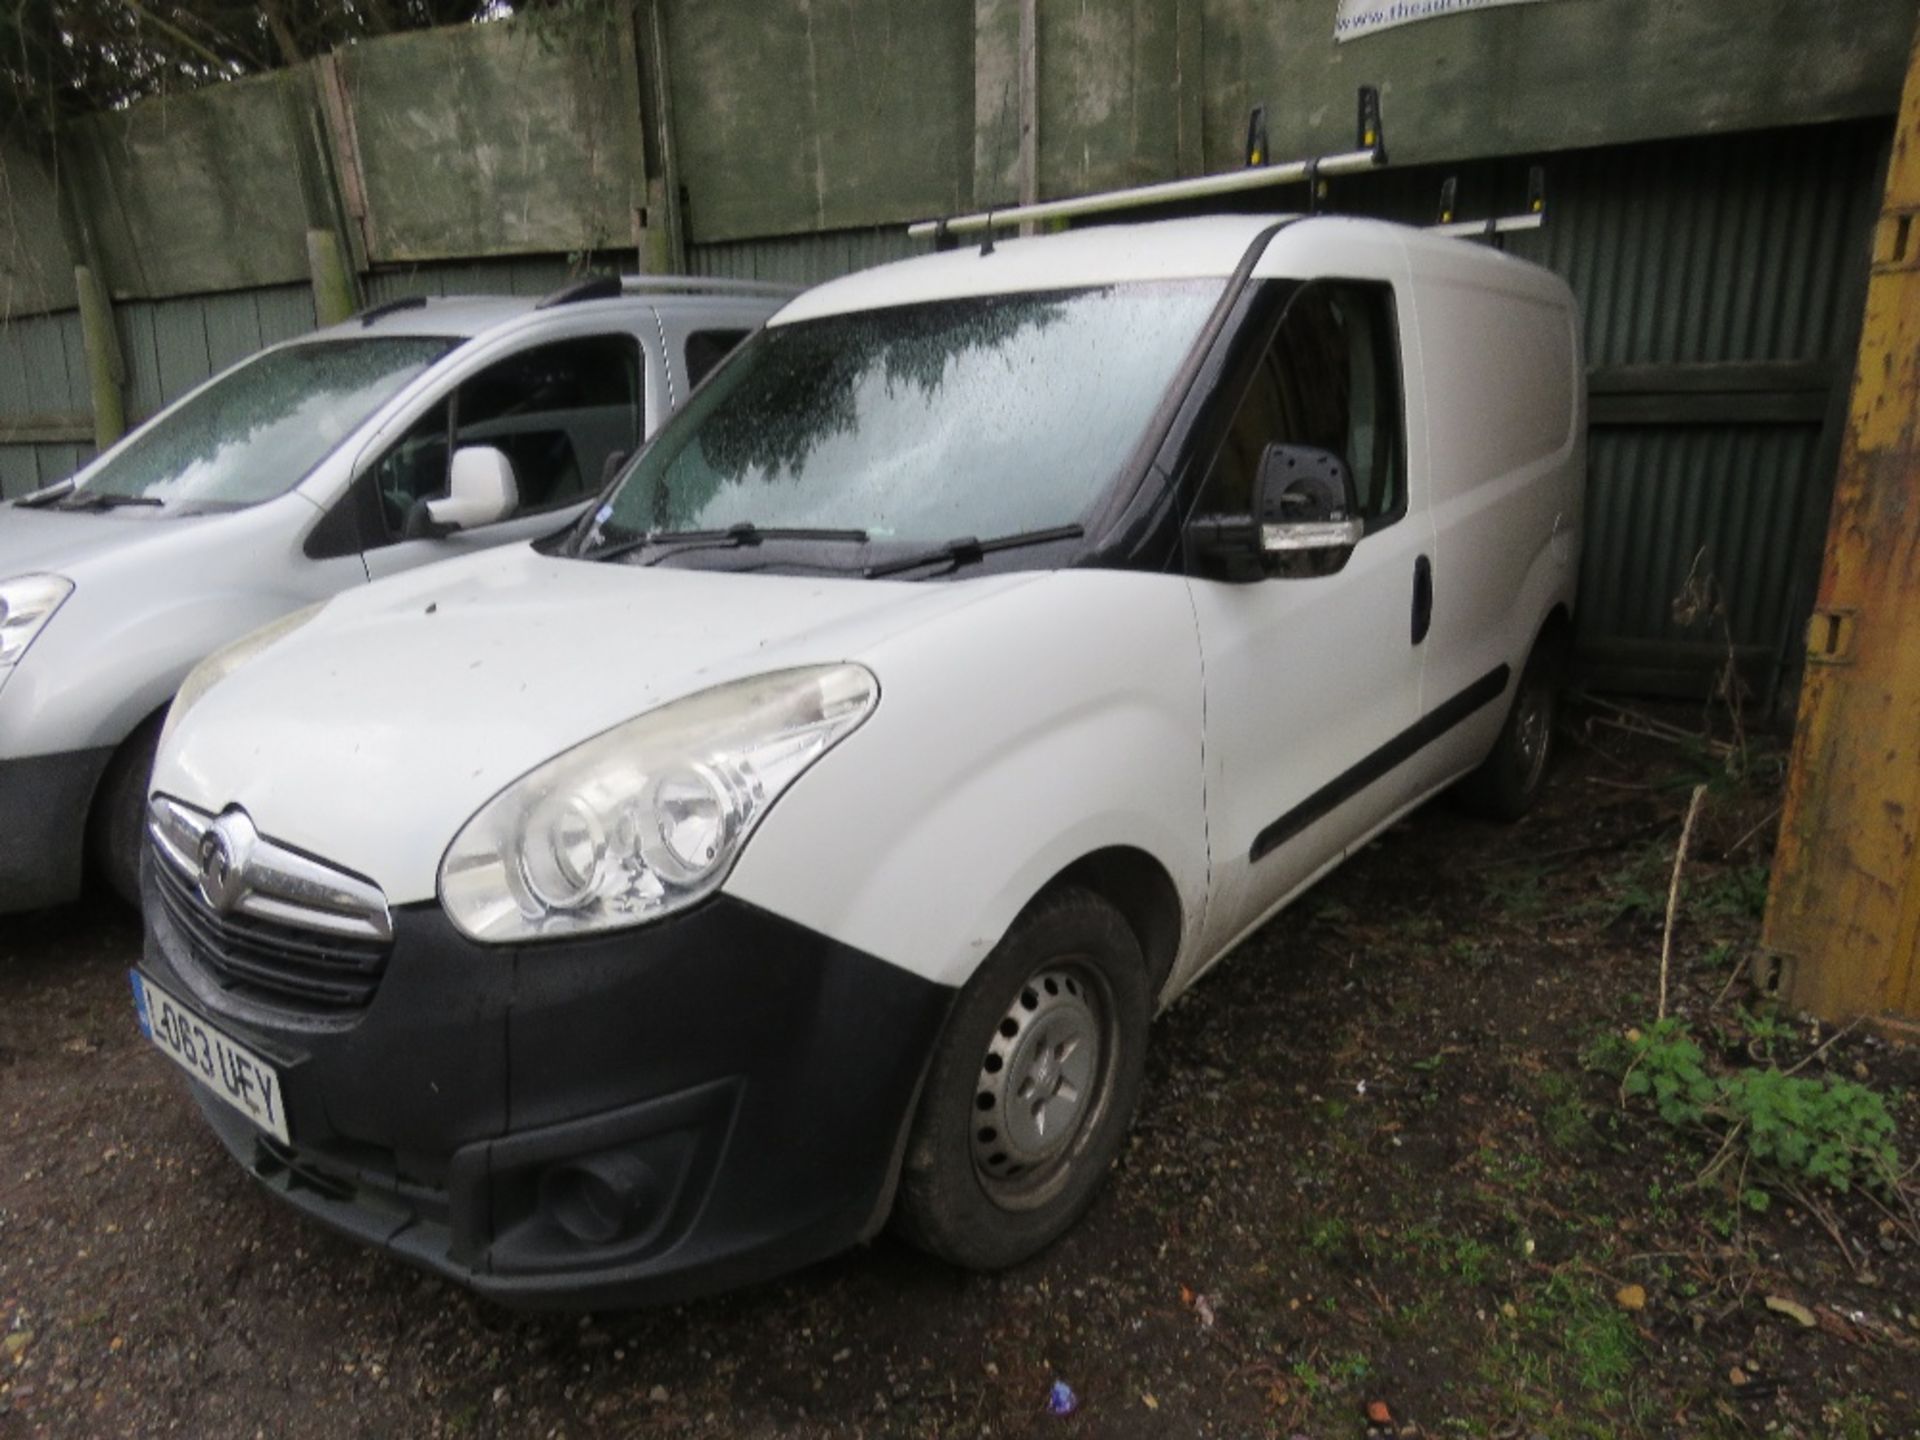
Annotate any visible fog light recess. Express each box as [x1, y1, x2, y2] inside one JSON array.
[[539, 1153, 660, 1246]]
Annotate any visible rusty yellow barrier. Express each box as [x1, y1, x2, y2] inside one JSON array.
[[1764, 17, 1920, 1042]]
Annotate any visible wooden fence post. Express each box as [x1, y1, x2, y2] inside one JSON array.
[[645, 0, 688, 272], [306, 229, 357, 325], [74, 265, 124, 450]]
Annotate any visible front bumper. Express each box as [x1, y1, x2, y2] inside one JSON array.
[[142, 870, 953, 1308], [0, 747, 114, 914]]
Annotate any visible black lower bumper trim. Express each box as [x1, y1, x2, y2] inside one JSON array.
[[147, 887, 953, 1308]]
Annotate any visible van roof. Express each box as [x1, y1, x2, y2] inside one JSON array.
[[773, 214, 1553, 324]]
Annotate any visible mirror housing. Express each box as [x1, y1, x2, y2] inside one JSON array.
[[1185, 443, 1364, 581], [409, 447, 519, 539]]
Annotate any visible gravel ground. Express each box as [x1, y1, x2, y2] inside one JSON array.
[[3, 715, 1918, 1438]]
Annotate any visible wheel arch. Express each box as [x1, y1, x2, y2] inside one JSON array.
[[1018, 845, 1185, 1002], [84, 699, 171, 888], [1539, 602, 1573, 653]]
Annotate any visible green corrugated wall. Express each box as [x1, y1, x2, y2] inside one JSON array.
[[0, 117, 1891, 701], [685, 123, 1888, 698]]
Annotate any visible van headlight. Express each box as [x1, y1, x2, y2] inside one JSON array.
[[159, 604, 326, 754], [0, 574, 74, 672], [440, 665, 878, 942]]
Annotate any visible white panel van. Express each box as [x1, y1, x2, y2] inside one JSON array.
[[132, 215, 1583, 1307]]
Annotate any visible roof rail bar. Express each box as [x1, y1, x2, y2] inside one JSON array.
[[615, 275, 801, 298], [908, 84, 1387, 241], [355, 295, 429, 327], [536, 275, 624, 309], [535, 274, 800, 308], [1427, 166, 1548, 240]]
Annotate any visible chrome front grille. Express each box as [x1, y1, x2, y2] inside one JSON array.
[[148, 796, 394, 1015]]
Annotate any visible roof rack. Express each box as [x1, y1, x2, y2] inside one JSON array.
[[908, 86, 1388, 241], [1427, 166, 1547, 241], [534, 274, 801, 309], [355, 295, 429, 326]]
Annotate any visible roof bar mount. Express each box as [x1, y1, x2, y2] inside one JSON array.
[[1426, 165, 1549, 244], [907, 85, 1389, 242]]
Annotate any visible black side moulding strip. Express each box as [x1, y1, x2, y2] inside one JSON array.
[[1250, 664, 1511, 863]]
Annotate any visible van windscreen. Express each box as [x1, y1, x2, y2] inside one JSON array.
[[73, 337, 456, 514], [586, 281, 1223, 553]]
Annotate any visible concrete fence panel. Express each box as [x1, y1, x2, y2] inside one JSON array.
[[332, 9, 649, 264]]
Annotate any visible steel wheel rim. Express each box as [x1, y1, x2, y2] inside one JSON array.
[[970, 960, 1117, 1211], [1513, 677, 1555, 795]]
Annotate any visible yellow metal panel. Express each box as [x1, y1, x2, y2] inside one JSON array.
[[1764, 16, 1920, 1039]]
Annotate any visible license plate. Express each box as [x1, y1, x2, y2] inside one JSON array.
[[131, 971, 290, 1144]]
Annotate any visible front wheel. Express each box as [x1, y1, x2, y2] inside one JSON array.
[[891, 887, 1151, 1270], [90, 715, 162, 909], [1457, 628, 1565, 821]]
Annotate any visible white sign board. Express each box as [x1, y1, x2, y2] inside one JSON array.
[[1335, 0, 1575, 43]]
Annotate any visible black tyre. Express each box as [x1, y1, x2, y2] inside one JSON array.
[[90, 715, 163, 909], [891, 887, 1151, 1270], [1457, 627, 1566, 821]]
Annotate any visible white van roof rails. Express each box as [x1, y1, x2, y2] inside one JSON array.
[[908, 91, 1551, 249], [910, 87, 1389, 242], [1427, 166, 1548, 240]]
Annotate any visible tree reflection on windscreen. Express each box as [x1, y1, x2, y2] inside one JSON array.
[[605, 281, 1224, 544], [79, 338, 455, 513]]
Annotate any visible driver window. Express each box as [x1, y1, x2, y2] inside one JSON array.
[[1197, 282, 1406, 531], [365, 334, 643, 546], [366, 400, 450, 541]]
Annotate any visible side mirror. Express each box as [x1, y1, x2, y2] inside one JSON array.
[[1185, 443, 1364, 581], [598, 449, 631, 488], [1255, 444, 1363, 571], [412, 447, 519, 538]]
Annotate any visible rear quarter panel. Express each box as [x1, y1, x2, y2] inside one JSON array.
[[1402, 241, 1585, 771]]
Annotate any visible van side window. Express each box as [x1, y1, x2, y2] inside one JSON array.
[[365, 334, 642, 544], [683, 329, 750, 389], [1198, 282, 1406, 533]]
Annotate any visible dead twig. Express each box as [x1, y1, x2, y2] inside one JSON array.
[[1725, 805, 1782, 857], [1590, 714, 1735, 757], [1781, 1017, 1862, 1078], [1710, 951, 1749, 1012], [1659, 786, 1708, 1021], [1484, 816, 1671, 871], [1859, 1184, 1920, 1248], [1785, 1183, 1866, 1279], [1584, 697, 1736, 756], [1695, 1119, 1748, 1191]]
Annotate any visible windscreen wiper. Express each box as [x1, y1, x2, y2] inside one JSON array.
[[12, 478, 76, 508], [57, 492, 165, 512], [864, 524, 1085, 579], [592, 521, 868, 564]]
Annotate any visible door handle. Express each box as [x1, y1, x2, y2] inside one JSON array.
[[1412, 555, 1433, 645]]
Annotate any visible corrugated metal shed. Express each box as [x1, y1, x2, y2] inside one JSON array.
[[0, 310, 90, 496], [0, 286, 317, 497], [116, 285, 318, 418], [360, 255, 621, 307], [689, 226, 924, 285], [1300, 120, 1889, 697], [0, 121, 1889, 708]]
